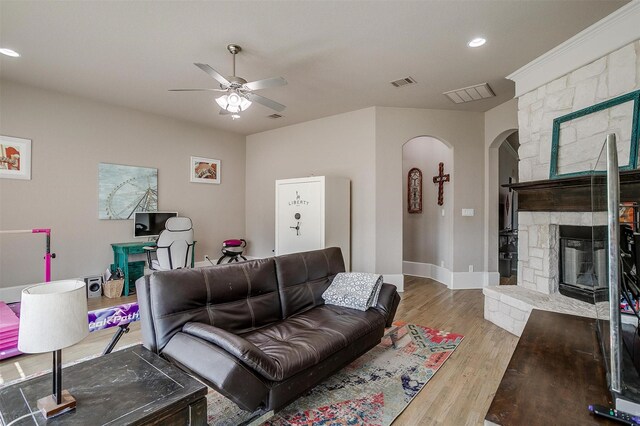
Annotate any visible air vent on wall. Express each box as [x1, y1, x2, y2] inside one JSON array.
[[390, 76, 417, 88], [443, 83, 495, 104], [267, 113, 283, 119]]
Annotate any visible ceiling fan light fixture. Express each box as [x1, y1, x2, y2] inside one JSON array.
[[215, 92, 252, 113], [227, 92, 242, 107], [239, 97, 252, 110], [181, 44, 286, 118]]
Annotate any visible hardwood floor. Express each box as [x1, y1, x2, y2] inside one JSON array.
[[393, 276, 518, 425], [0, 276, 518, 425]]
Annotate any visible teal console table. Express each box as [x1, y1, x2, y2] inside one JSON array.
[[111, 241, 197, 296]]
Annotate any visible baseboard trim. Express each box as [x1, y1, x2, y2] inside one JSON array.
[[484, 272, 500, 287], [402, 261, 451, 287], [402, 261, 492, 290], [451, 272, 485, 290]]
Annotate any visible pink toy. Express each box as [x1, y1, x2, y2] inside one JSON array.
[[216, 239, 247, 264], [0, 302, 20, 359], [0, 228, 55, 360], [32, 228, 53, 282]]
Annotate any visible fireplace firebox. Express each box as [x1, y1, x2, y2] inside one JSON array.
[[559, 225, 607, 303]]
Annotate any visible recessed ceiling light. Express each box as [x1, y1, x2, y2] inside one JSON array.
[[0, 48, 20, 57], [467, 38, 486, 48]]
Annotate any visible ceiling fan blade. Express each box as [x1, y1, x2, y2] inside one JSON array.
[[243, 77, 287, 91], [245, 92, 286, 112], [169, 88, 227, 92], [219, 109, 230, 115], [194, 63, 230, 86]]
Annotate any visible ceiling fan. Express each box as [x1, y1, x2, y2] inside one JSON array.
[[170, 44, 287, 119]]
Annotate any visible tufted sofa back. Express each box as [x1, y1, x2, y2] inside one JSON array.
[[137, 257, 282, 352], [137, 248, 346, 353], [273, 247, 345, 318]]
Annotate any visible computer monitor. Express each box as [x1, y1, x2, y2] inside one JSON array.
[[133, 212, 178, 238]]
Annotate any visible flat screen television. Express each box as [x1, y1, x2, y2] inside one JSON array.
[[133, 212, 178, 238], [593, 133, 640, 416]]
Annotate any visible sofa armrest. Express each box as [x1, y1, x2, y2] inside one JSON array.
[[182, 322, 282, 381], [374, 283, 401, 327], [135, 275, 159, 354]]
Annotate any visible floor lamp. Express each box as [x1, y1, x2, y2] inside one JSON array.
[[18, 280, 88, 418]]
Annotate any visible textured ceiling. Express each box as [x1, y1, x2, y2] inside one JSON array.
[[0, 1, 629, 135]]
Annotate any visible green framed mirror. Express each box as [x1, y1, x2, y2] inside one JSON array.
[[549, 89, 640, 179]]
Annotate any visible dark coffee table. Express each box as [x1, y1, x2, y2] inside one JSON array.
[[0, 345, 208, 425]]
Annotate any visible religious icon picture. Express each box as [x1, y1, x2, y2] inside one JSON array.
[[190, 156, 221, 184], [408, 167, 422, 213]]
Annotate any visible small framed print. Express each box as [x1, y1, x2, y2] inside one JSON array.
[[0, 135, 31, 180], [190, 156, 220, 184]]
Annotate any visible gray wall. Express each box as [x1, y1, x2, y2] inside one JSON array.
[[483, 99, 518, 273], [402, 137, 453, 268], [245, 107, 376, 272], [375, 107, 485, 274], [246, 106, 486, 277], [0, 80, 246, 289], [1, 80, 513, 289]]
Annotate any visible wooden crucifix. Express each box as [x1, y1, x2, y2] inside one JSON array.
[[432, 162, 450, 206]]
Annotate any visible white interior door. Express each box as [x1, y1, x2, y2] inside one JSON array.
[[276, 180, 324, 255]]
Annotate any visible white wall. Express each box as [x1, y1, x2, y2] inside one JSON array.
[[0, 80, 246, 290], [402, 137, 453, 269], [245, 108, 376, 272]]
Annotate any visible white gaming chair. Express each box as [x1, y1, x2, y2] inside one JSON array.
[[144, 217, 195, 271]]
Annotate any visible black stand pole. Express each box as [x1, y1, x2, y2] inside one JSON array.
[[103, 324, 130, 355], [53, 349, 62, 404]]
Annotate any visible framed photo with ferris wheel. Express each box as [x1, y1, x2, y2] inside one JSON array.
[[0, 135, 31, 180], [98, 163, 158, 220]]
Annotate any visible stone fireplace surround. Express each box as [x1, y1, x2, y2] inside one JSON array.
[[483, 6, 640, 336], [484, 211, 599, 336]]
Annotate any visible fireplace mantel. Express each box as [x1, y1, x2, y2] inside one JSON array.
[[505, 170, 640, 212]]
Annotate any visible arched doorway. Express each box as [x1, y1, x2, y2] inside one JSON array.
[[486, 129, 519, 284], [497, 132, 519, 284], [402, 136, 454, 286]]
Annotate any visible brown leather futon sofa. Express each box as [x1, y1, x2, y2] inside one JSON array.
[[136, 247, 401, 413]]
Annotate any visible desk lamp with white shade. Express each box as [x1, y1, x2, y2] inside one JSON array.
[[18, 279, 89, 418]]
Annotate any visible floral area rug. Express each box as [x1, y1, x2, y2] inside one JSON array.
[[206, 321, 464, 425]]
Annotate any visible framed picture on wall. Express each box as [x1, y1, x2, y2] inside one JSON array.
[[0, 135, 31, 180], [190, 156, 221, 184], [549, 89, 640, 178], [407, 167, 422, 213], [98, 163, 158, 219]]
